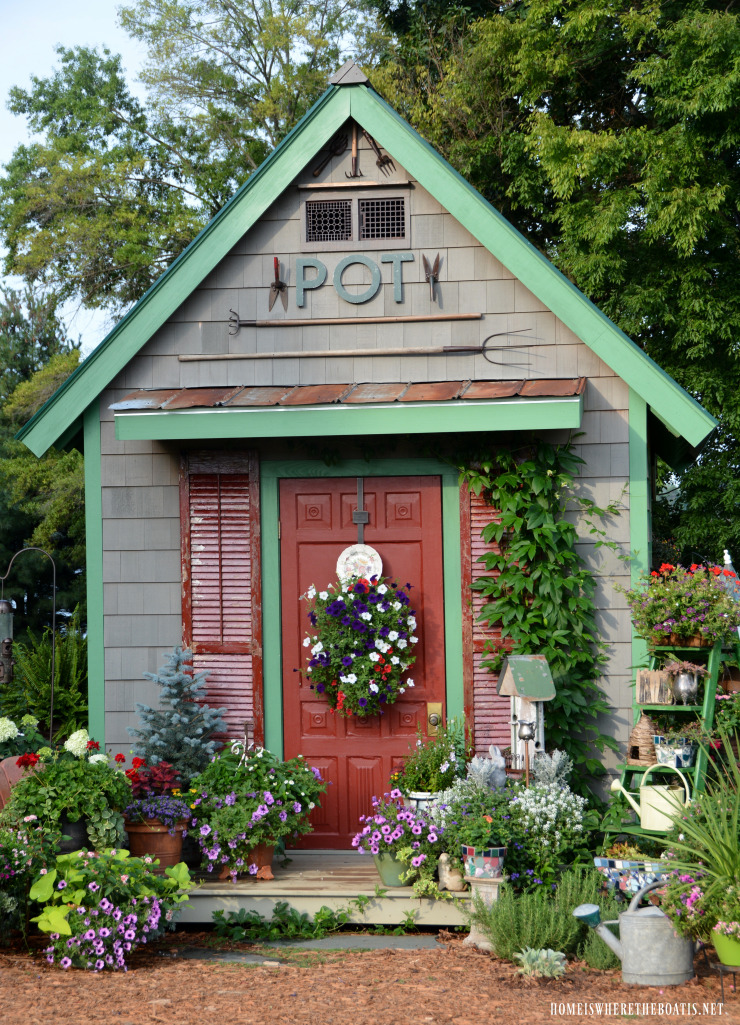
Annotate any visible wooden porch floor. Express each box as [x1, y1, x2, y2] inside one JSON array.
[[181, 850, 468, 928]]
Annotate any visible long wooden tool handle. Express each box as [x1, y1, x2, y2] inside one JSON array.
[[181, 344, 485, 362]]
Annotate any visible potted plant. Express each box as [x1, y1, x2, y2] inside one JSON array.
[[120, 758, 192, 873], [651, 717, 706, 767], [592, 840, 669, 895], [351, 790, 444, 893], [431, 778, 513, 880], [714, 694, 740, 756], [390, 718, 468, 810], [189, 743, 327, 880], [619, 563, 740, 646], [1, 729, 131, 851], [301, 575, 418, 717], [662, 660, 708, 706]]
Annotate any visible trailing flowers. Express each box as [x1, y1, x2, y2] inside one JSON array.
[[302, 575, 418, 717]]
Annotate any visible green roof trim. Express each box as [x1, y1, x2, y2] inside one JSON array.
[[18, 77, 716, 459]]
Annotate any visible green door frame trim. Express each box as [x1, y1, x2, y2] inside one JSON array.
[[84, 406, 106, 745], [259, 458, 463, 757], [113, 396, 583, 444], [628, 389, 650, 723]]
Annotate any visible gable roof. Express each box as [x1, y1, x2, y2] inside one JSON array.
[[18, 66, 717, 458]]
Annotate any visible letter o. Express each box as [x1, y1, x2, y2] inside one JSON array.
[[333, 255, 382, 305]]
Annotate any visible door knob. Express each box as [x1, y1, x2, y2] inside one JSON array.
[[428, 713, 441, 727], [426, 702, 443, 736]]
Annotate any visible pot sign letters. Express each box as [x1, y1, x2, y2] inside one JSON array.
[[296, 253, 414, 306]]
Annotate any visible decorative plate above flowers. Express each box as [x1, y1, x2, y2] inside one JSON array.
[[302, 575, 418, 717], [336, 544, 383, 584]]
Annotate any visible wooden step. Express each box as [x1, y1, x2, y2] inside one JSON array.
[[180, 849, 468, 928]]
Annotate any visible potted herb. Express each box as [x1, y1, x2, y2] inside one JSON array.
[[301, 575, 418, 717], [352, 790, 444, 893], [619, 563, 740, 645], [2, 729, 131, 851], [121, 758, 192, 873], [190, 743, 327, 880], [390, 718, 468, 810]]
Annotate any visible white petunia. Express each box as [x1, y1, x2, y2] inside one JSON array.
[[410, 636, 419, 644], [302, 636, 312, 647], [393, 602, 402, 611], [374, 640, 389, 652], [319, 591, 329, 600], [377, 584, 388, 594], [307, 586, 316, 599], [311, 641, 324, 655], [368, 652, 380, 662], [345, 673, 357, 684], [407, 616, 416, 628], [397, 640, 408, 649], [360, 612, 372, 621], [388, 631, 399, 641], [406, 678, 414, 688], [390, 656, 400, 665], [369, 682, 379, 693]]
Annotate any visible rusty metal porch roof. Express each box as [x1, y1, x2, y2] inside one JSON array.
[[110, 378, 587, 412]]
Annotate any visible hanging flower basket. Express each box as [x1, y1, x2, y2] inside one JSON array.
[[301, 575, 418, 717]]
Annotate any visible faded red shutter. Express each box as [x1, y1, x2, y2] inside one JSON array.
[[460, 484, 511, 752], [181, 452, 263, 744]]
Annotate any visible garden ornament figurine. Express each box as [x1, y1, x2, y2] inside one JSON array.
[[573, 881, 698, 986]]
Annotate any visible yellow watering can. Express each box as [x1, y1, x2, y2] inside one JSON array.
[[610, 765, 691, 832]]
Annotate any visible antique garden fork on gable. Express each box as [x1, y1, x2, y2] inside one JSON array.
[[362, 130, 395, 176]]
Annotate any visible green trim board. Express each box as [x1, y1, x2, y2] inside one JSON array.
[[628, 389, 650, 719], [113, 396, 584, 443], [259, 458, 463, 757], [18, 74, 715, 463], [83, 406, 105, 746]]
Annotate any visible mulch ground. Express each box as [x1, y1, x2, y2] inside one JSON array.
[[1, 930, 738, 1025]]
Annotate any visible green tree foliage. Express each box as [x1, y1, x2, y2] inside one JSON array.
[[1, 4, 384, 314], [0, 288, 84, 630], [373, 0, 740, 562]]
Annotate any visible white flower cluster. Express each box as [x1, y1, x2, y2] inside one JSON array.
[[0, 716, 19, 743], [513, 782, 587, 848], [64, 728, 90, 758]]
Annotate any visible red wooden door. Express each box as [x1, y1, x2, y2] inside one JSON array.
[[280, 476, 446, 848]]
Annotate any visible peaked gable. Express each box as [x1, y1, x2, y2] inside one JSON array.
[[18, 75, 716, 457]]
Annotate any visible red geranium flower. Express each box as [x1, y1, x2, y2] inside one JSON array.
[[86, 740, 100, 751], [131, 756, 146, 769], [16, 752, 39, 769], [114, 753, 126, 764], [711, 566, 722, 576]]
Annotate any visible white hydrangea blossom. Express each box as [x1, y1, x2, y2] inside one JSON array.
[[88, 753, 109, 765], [0, 717, 19, 743], [64, 728, 90, 758]]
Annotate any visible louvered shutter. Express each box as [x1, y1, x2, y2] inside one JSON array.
[[460, 485, 511, 751], [181, 452, 263, 744]]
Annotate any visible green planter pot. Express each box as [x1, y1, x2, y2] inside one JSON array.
[[373, 852, 410, 887], [713, 931, 740, 966]]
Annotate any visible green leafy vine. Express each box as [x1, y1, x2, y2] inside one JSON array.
[[458, 439, 620, 799]]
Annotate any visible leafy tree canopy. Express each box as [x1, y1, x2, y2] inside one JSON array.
[[371, 0, 740, 562]]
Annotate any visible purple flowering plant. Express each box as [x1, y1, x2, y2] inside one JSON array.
[[189, 744, 327, 878], [28, 848, 192, 971], [352, 791, 445, 891], [0, 816, 62, 937], [301, 575, 418, 717], [618, 564, 740, 643], [123, 795, 192, 833]]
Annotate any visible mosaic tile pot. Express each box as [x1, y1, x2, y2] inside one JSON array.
[[593, 856, 670, 894], [461, 845, 506, 879], [653, 735, 698, 768]]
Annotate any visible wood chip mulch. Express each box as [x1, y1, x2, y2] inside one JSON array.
[[1, 932, 738, 1025]]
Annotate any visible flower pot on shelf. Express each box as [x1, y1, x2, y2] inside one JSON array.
[[373, 852, 411, 887], [653, 736, 698, 768], [124, 818, 187, 873], [461, 844, 506, 879], [713, 931, 740, 966]]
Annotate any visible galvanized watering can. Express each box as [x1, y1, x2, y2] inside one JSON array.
[[610, 764, 691, 832], [573, 881, 697, 986]]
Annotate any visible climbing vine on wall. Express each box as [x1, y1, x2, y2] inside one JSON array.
[[459, 439, 619, 799]]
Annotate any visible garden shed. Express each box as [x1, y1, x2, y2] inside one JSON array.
[[17, 62, 716, 849]]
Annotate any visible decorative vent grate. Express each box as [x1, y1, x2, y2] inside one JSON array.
[[305, 200, 352, 242], [359, 198, 405, 240]]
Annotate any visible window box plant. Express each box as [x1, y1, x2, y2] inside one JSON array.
[[620, 563, 740, 645], [189, 743, 327, 880]]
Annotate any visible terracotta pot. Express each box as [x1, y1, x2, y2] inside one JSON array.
[[0, 755, 29, 811], [124, 818, 186, 873], [670, 633, 710, 648]]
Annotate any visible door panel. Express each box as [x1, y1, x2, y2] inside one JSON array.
[[280, 476, 445, 847]]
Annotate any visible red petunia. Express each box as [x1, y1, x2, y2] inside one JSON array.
[[86, 740, 100, 751], [131, 756, 146, 769], [659, 563, 675, 573], [114, 753, 126, 764]]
